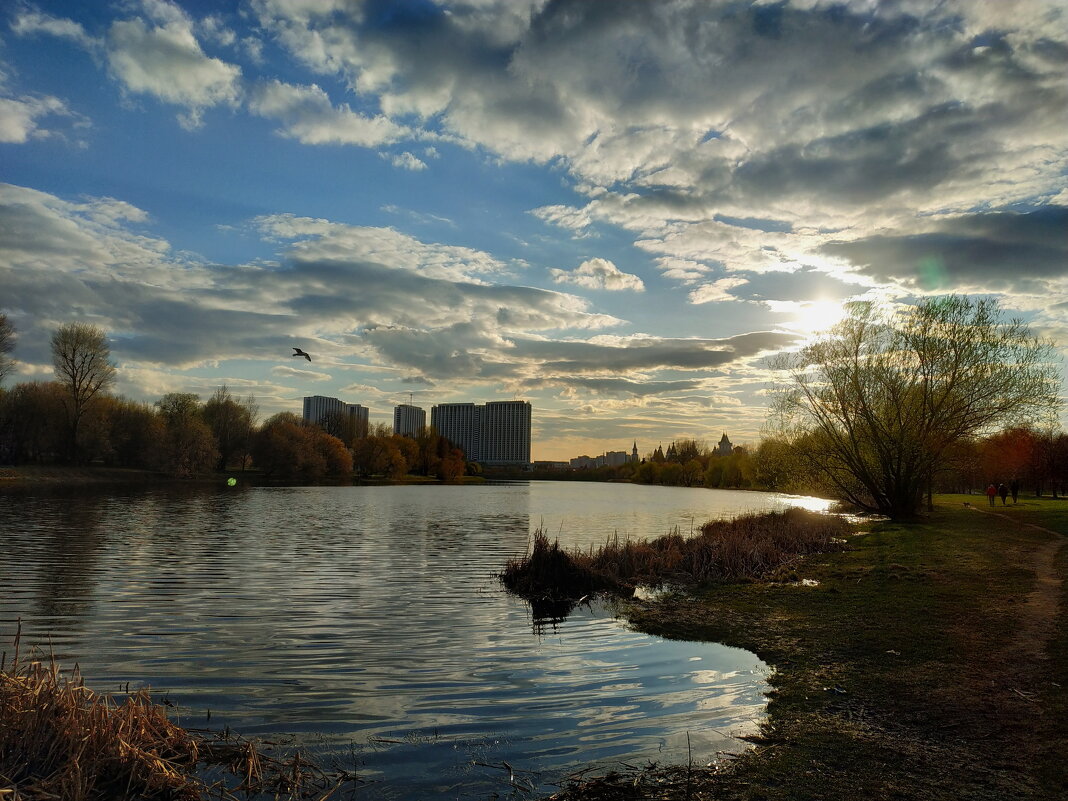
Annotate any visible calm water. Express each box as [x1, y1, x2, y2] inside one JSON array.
[[0, 481, 828, 799]]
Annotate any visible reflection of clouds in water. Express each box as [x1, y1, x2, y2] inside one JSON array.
[[2, 482, 782, 800]]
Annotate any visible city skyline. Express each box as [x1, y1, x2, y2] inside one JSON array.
[[2, 1, 1066, 462], [308, 392, 737, 464]]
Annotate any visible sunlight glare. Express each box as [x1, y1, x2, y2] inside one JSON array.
[[788, 300, 848, 335]]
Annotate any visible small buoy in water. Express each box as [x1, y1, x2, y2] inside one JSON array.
[[227, 477, 237, 487]]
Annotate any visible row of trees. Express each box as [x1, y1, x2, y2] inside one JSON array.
[[0, 318, 473, 483], [0, 379, 264, 477], [542, 443, 757, 490], [754, 426, 1068, 500], [0, 319, 348, 480]]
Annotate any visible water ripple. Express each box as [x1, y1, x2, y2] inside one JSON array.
[[0, 482, 817, 799]]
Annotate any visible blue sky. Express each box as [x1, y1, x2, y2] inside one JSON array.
[[2, 0, 1066, 460]]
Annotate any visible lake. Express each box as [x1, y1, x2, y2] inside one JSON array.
[[0, 480, 829, 799]]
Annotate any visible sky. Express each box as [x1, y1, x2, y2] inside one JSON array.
[[1, 0, 1066, 461]]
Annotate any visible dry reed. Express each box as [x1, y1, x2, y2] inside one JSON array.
[[1, 623, 357, 801], [501, 508, 850, 603]]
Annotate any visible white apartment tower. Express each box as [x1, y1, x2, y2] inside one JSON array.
[[393, 404, 426, 437], [347, 403, 369, 438], [302, 395, 345, 425], [303, 395, 368, 437], [480, 400, 532, 466], [431, 403, 482, 461]]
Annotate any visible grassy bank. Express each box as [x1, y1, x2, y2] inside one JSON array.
[[0, 465, 189, 486], [543, 495, 1067, 800], [0, 629, 358, 800]]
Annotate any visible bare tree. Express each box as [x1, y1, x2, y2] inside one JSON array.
[[771, 296, 1061, 521], [51, 323, 117, 462], [0, 314, 15, 384]]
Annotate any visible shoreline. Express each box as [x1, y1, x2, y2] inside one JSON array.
[[0, 464, 492, 490], [543, 495, 1067, 800], [0, 465, 207, 487]]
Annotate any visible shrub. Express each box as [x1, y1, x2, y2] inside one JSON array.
[[500, 509, 850, 603]]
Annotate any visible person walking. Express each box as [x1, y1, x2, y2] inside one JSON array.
[[999, 483, 1009, 506], [1011, 478, 1020, 504], [986, 483, 997, 507]]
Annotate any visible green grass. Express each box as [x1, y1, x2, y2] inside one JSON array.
[[546, 496, 1068, 800], [940, 491, 1068, 535]]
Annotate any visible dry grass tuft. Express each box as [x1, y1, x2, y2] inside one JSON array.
[[1, 623, 357, 801], [501, 508, 851, 604]]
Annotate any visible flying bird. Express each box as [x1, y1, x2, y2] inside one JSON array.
[[292, 347, 311, 362]]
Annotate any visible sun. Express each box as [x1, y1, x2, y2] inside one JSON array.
[[787, 299, 849, 335]]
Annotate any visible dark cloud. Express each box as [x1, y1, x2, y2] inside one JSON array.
[[514, 331, 798, 374], [115, 298, 295, 364], [822, 206, 1068, 290], [362, 323, 519, 381]]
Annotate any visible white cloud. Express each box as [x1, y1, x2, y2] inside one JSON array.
[[390, 151, 427, 170], [531, 203, 593, 234], [689, 277, 750, 305], [198, 15, 237, 47], [106, 15, 242, 128], [654, 257, 711, 284], [252, 213, 507, 281], [0, 95, 76, 143], [550, 258, 644, 291], [10, 11, 99, 50], [249, 80, 408, 146]]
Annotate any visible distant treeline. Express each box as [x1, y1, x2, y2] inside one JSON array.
[[755, 427, 1068, 500], [533, 439, 759, 490], [535, 427, 1068, 499], [0, 381, 472, 484]]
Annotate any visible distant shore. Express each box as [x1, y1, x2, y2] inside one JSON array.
[[0, 464, 494, 490], [0, 465, 197, 487]]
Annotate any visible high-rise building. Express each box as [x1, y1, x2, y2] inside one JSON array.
[[480, 400, 531, 466], [303, 395, 368, 438], [393, 404, 426, 437], [347, 404, 369, 439], [429, 400, 533, 466], [431, 403, 482, 461], [303, 395, 345, 425]]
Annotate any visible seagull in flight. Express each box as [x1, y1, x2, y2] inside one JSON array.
[[292, 347, 312, 362]]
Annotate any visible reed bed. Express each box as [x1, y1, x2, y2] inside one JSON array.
[[0, 625, 356, 801], [501, 508, 851, 603]]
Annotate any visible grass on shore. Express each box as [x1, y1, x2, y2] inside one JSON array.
[[542, 495, 1068, 800], [501, 508, 851, 604], [0, 625, 357, 800]]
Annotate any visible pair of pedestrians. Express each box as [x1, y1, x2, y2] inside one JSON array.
[[985, 480, 1019, 506]]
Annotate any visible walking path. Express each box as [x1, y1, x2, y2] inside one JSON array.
[[968, 504, 1064, 664]]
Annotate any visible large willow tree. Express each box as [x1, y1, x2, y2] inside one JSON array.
[[772, 296, 1061, 520]]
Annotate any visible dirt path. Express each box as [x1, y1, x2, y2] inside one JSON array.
[[968, 506, 1065, 665]]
